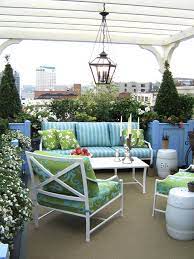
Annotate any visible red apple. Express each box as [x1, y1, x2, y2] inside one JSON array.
[[75, 148, 82, 155], [82, 148, 88, 153]]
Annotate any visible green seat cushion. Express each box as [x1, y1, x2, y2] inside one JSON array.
[[173, 171, 194, 177], [56, 130, 80, 150], [37, 180, 121, 214], [157, 171, 194, 195], [122, 129, 146, 147], [32, 151, 99, 198], [38, 129, 59, 150]]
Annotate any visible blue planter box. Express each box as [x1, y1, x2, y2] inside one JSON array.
[[9, 120, 31, 138], [0, 244, 9, 259], [147, 120, 194, 166], [9, 120, 31, 174]]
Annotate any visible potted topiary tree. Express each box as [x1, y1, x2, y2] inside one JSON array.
[[154, 61, 179, 118], [0, 55, 21, 120]]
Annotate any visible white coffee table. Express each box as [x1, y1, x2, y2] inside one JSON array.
[[90, 157, 149, 193]]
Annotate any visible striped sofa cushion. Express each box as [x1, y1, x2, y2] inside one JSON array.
[[112, 146, 151, 159], [85, 147, 115, 157], [109, 122, 138, 146], [42, 122, 76, 134], [76, 122, 111, 147]]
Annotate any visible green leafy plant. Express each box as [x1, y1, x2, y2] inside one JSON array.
[[0, 118, 8, 135], [50, 99, 79, 121]]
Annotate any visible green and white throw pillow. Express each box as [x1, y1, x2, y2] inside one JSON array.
[[38, 129, 59, 150], [56, 130, 80, 150], [122, 129, 146, 147]]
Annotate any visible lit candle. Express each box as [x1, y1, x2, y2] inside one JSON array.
[[120, 115, 123, 137], [137, 117, 140, 138], [128, 114, 132, 135]]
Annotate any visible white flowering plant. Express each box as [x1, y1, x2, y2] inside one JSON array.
[[137, 105, 158, 129], [1, 130, 31, 150], [15, 104, 58, 138], [0, 172, 32, 248], [0, 131, 32, 248]]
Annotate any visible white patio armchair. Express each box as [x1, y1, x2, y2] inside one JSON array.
[[26, 151, 123, 242], [152, 165, 194, 216]]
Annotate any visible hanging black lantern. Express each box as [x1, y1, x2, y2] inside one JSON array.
[[89, 3, 117, 85]]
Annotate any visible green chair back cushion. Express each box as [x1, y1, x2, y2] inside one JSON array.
[[157, 171, 194, 195], [122, 129, 146, 147], [32, 151, 99, 198], [38, 129, 59, 150], [56, 130, 80, 150]]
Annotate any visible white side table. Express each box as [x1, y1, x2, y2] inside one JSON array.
[[156, 149, 178, 178], [166, 187, 194, 240]]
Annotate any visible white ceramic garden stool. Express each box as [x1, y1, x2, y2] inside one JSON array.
[[156, 149, 178, 178], [166, 187, 194, 240]]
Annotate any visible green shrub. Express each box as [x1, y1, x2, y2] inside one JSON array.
[[0, 118, 8, 135], [176, 95, 194, 121], [50, 99, 79, 121]]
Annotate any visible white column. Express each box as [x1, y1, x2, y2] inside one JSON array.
[[0, 39, 22, 56], [140, 43, 179, 73]]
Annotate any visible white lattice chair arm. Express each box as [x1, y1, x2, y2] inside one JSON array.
[[87, 175, 120, 183], [144, 140, 153, 165], [39, 138, 43, 151], [179, 164, 194, 172]]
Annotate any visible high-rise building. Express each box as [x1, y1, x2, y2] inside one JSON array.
[[13, 71, 20, 96], [36, 65, 56, 90]]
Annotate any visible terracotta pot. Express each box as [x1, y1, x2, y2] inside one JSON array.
[[188, 182, 194, 192], [162, 139, 169, 149]]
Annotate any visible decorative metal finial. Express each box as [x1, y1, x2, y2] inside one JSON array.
[[5, 55, 10, 63]]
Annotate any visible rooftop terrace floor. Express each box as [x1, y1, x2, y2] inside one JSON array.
[[27, 169, 194, 259]]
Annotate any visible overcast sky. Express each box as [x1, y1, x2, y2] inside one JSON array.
[[0, 38, 194, 86]]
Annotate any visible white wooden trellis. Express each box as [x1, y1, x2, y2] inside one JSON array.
[[1, 0, 194, 71]]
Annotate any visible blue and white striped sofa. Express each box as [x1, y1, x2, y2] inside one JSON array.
[[39, 122, 153, 164]]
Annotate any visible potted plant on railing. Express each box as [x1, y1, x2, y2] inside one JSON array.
[[162, 134, 169, 149]]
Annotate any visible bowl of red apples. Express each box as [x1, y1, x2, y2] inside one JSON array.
[[71, 147, 92, 157]]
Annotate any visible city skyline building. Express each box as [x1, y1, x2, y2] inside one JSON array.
[[36, 65, 56, 90], [116, 81, 160, 94]]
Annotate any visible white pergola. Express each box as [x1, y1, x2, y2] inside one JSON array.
[[1, 0, 194, 72]]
